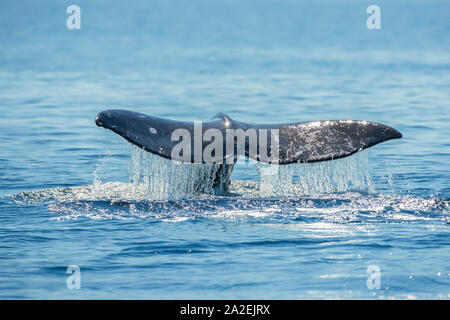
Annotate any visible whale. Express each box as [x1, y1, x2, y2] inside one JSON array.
[[95, 109, 402, 194]]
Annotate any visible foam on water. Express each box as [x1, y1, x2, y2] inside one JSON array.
[[10, 145, 449, 222], [37, 191, 450, 222], [13, 145, 376, 202]]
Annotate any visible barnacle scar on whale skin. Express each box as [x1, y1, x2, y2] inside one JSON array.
[[95, 109, 402, 194]]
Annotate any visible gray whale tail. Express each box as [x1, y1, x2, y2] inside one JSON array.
[[95, 109, 402, 194]]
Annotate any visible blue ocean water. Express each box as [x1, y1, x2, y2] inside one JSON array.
[[0, 0, 449, 299]]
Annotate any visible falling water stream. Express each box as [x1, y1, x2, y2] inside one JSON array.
[[123, 145, 374, 200]]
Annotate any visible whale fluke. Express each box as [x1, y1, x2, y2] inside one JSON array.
[[95, 109, 402, 165]]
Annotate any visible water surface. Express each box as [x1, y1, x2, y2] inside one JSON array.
[[0, 0, 449, 299]]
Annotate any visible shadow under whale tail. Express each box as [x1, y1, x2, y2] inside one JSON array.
[[95, 109, 402, 194]]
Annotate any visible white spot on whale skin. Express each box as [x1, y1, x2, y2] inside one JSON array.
[[95, 115, 104, 126], [149, 127, 157, 134]]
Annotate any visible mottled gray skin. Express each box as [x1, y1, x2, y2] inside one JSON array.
[[95, 109, 402, 193]]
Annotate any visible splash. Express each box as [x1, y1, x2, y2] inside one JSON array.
[[93, 146, 375, 200], [295, 150, 374, 195], [10, 143, 449, 222], [254, 150, 373, 196], [127, 145, 223, 200], [36, 191, 449, 221], [12, 146, 376, 203], [125, 146, 374, 199], [255, 161, 295, 196]]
